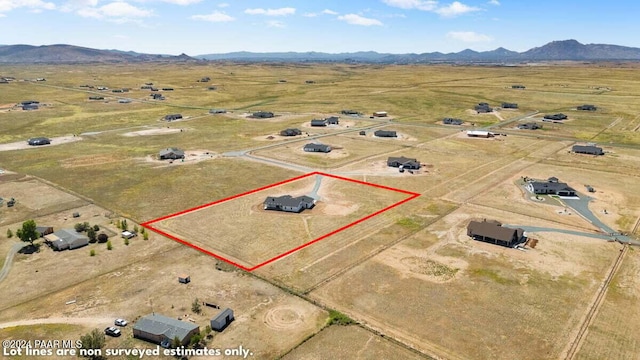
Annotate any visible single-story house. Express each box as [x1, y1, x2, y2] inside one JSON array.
[[133, 314, 200, 347], [89, 96, 104, 100], [22, 104, 39, 110], [36, 226, 54, 237], [326, 116, 340, 125], [0, 79, 8, 84], [387, 156, 421, 169], [145, 82, 154, 85], [45, 229, 89, 251], [210, 308, 234, 332], [502, 102, 518, 109], [252, 111, 274, 119], [305, 80, 316, 84], [526, 177, 577, 196], [543, 113, 567, 121], [280, 128, 302, 136], [341, 110, 360, 116], [159, 148, 185, 160], [572, 145, 604, 155], [164, 114, 182, 121], [200, 77, 211, 82], [151, 93, 165, 100], [475, 103, 492, 113], [263, 195, 315, 213], [207, 86, 217, 91], [141, 85, 152, 90], [577, 104, 597, 111], [209, 109, 226, 114], [112, 89, 123, 93], [512, 85, 526, 89], [467, 219, 525, 247], [374, 130, 397, 138], [21, 100, 39, 106], [27, 137, 50, 146], [310, 119, 327, 127], [303, 143, 331, 153], [372, 111, 388, 117], [118, 99, 132, 103], [518, 122, 542, 130], [359, 131, 366, 136], [162, 87, 174, 91], [467, 130, 493, 138], [443, 118, 463, 125]]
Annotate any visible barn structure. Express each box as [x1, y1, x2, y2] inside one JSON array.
[[133, 314, 200, 346], [467, 219, 525, 247]]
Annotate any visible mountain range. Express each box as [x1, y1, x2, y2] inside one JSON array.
[[1, 40, 640, 64]]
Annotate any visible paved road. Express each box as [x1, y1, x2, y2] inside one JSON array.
[[0, 243, 24, 284]]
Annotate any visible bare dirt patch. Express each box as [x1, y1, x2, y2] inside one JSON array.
[[0, 136, 82, 152], [252, 133, 308, 141], [121, 127, 186, 137], [139, 150, 218, 167]]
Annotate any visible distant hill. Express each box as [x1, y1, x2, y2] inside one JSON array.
[[0, 44, 197, 64], [1, 40, 640, 64]]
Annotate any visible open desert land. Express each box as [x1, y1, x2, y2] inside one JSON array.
[[1, 63, 640, 359]]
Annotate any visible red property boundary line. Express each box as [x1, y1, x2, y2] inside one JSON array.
[[141, 171, 420, 272]]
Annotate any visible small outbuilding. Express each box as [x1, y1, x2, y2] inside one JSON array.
[[326, 116, 340, 125], [341, 110, 360, 116], [577, 104, 597, 111], [159, 148, 185, 160], [310, 119, 327, 127], [209, 109, 226, 114], [36, 226, 54, 237], [475, 103, 492, 113], [467, 130, 493, 138], [210, 308, 234, 332], [372, 111, 388, 117], [501, 103, 518, 109], [252, 111, 274, 119], [518, 122, 542, 130], [511, 85, 526, 89], [178, 274, 191, 284], [133, 314, 199, 346]]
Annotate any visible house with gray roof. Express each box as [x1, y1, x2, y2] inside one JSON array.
[[572, 145, 604, 155], [543, 113, 568, 121], [310, 119, 327, 127], [326, 116, 340, 125], [374, 130, 397, 138], [501, 102, 518, 109], [577, 104, 597, 111], [280, 128, 302, 136], [387, 156, 421, 170], [45, 229, 89, 251], [133, 314, 200, 346], [27, 137, 50, 146], [475, 103, 492, 113], [467, 219, 525, 247], [518, 122, 542, 130], [526, 177, 577, 197], [303, 143, 331, 153], [159, 148, 185, 160], [263, 195, 315, 213], [443, 118, 463, 125], [210, 308, 234, 332], [251, 111, 274, 119], [164, 114, 182, 121]]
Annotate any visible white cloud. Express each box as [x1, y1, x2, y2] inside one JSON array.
[[75, 1, 152, 21], [0, 0, 56, 13], [435, 1, 480, 17], [191, 10, 234, 22], [382, 0, 437, 11], [322, 9, 338, 15], [218, 2, 228, 7], [267, 20, 285, 28], [158, 0, 202, 5], [244, 7, 295, 16], [337, 14, 383, 26], [302, 12, 317, 17], [447, 31, 493, 42], [488, 0, 500, 5]]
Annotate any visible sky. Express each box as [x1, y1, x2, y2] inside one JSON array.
[[0, 0, 638, 55]]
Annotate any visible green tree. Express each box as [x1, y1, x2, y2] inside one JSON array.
[[171, 336, 182, 349], [16, 219, 38, 247], [106, 240, 112, 250], [190, 333, 203, 348], [93, 224, 100, 231], [124, 238, 129, 246], [191, 298, 202, 314], [115, 220, 121, 229], [87, 228, 96, 242], [75, 223, 86, 232], [121, 219, 128, 231], [6, 229, 13, 238], [79, 328, 106, 360], [133, 224, 139, 233], [143, 232, 149, 241]]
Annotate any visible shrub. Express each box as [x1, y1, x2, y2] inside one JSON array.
[[327, 310, 354, 326], [6, 229, 13, 238], [133, 225, 139, 233], [93, 224, 100, 231], [143, 232, 149, 241], [106, 240, 112, 250], [97, 233, 108, 243], [87, 228, 96, 243], [124, 238, 129, 246], [90, 249, 96, 257], [74, 223, 86, 232], [191, 298, 202, 314]]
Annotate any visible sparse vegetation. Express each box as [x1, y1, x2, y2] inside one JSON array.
[[79, 328, 106, 360], [6, 228, 12, 238], [327, 310, 354, 326], [191, 298, 202, 314], [90, 249, 96, 256], [106, 240, 112, 250]]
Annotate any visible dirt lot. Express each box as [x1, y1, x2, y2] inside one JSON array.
[[282, 325, 424, 360], [121, 127, 186, 137], [149, 174, 412, 269], [0, 136, 82, 152]]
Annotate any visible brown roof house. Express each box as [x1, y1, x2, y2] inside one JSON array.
[[133, 314, 199, 347], [467, 219, 525, 247]]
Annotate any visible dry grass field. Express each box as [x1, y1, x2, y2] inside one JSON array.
[[1, 62, 640, 359]]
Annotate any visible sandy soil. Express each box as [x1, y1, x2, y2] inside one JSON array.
[[0, 136, 82, 152], [140, 150, 218, 167], [121, 127, 186, 137]]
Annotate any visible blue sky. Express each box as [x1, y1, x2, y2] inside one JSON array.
[[0, 0, 637, 55]]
